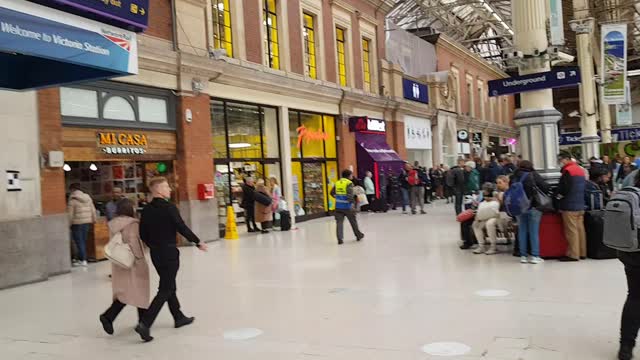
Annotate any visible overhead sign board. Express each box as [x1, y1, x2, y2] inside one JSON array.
[[560, 127, 640, 146], [488, 67, 581, 97], [602, 24, 628, 104], [402, 78, 429, 104], [0, 0, 138, 89], [33, 0, 149, 31]]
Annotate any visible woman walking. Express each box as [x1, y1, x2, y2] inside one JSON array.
[[255, 179, 273, 234], [99, 198, 150, 335], [511, 160, 549, 264]]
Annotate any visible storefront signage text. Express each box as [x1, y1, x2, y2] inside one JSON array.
[[560, 127, 640, 146], [97, 132, 148, 154], [296, 125, 329, 148], [37, 0, 150, 31], [488, 67, 581, 97], [349, 116, 386, 134]]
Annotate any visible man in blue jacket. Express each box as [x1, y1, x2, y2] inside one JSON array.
[[556, 152, 586, 262]]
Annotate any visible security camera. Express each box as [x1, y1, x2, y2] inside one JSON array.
[[547, 46, 559, 56], [552, 52, 575, 66]]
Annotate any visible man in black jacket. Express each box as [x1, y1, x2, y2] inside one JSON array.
[[135, 177, 208, 342], [451, 159, 466, 215]]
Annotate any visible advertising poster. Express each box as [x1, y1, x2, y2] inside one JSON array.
[[602, 24, 627, 104]]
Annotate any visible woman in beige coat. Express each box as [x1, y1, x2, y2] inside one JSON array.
[[67, 183, 97, 267], [255, 179, 273, 234], [99, 199, 150, 336]]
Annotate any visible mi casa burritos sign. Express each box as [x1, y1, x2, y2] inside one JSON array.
[[97, 132, 148, 155]]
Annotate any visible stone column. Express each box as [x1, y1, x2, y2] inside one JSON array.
[[278, 106, 296, 227], [571, 2, 600, 159], [512, 0, 562, 180]]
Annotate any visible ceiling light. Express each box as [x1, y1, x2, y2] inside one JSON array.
[[229, 143, 252, 149], [89, 163, 98, 171], [63, 163, 71, 172]]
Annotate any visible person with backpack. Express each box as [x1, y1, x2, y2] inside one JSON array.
[[555, 152, 587, 262], [99, 198, 150, 336], [508, 160, 549, 264], [408, 162, 426, 215]]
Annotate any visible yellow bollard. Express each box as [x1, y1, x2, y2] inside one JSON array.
[[224, 205, 239, 240]]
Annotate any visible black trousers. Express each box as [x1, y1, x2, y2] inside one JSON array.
[[620, 252, 640, 347], [102, 299, 146, 322], [141, 250, 185, 328], [454, 191, 464, 215], [245, 206, 258, 231]]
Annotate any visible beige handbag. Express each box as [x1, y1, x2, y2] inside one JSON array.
[[105, 232, 135, 269]]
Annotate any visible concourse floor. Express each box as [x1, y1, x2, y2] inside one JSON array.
[[0, 201, 628, 359]]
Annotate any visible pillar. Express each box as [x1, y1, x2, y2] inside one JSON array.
[[512, 0, 562, 180], [571, 1, 600, 159], [278, 106, 296, 227], [176, 93, 218, 241]]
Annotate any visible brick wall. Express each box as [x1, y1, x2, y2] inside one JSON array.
[[244, 0, 263, 64], [176, 94, 214, 201], [322, 0, 337, 83], [337, 121, 356, 175], [287, 0, 304, 75], [386, 120, 407, 160], [38, 89, 67, 215], [436, 45, 515, 125], [351, 12, 363, 90], [146, 0, 174, 41]]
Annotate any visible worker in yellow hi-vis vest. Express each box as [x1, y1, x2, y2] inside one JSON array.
[[330, 169, 364, 245]]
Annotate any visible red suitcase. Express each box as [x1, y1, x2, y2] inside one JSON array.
[[538, 213, 568, 258]]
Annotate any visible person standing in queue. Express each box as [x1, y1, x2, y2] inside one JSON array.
[[134, 177, 208, 342], [241, 177, 259, 232], [330, 169, 364, 245]]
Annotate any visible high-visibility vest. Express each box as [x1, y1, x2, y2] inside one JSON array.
[[334, 178, 353, 210]]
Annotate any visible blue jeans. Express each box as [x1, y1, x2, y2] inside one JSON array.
[[401, 188, 410, 211], [71, 224, 90, 261], [517, 209, 542, 257]]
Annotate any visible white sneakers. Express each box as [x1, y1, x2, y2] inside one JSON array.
[[521, 256, 544, 264], [72, 260, 88, 267]]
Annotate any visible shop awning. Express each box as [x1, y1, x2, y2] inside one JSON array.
[[0, 0, 137, 90], [356, 133, 403, 163]]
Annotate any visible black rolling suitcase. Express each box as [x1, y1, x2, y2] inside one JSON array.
[[585, 210, 617, 259], [460, 218, 477, 248], [279, 210, 292, 231], [370, 197, 389, 212]]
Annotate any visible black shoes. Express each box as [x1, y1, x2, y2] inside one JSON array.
[[357, 234, 365, 241], [460, 244, 473, 250], [618, 344, 634, 360], [420, 210, 427, 214], [135, 322, 154, 342], [99, 315, 114, 335], [175, 316, 195, 329], [338, 240, 344, 245], [559, 256, 579, 262], [261, 230, 269, 234], [248, 229, 256, 233]]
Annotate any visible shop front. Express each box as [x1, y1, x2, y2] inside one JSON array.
[[288, 110, 339, 220], [404, 115, 433, 168], [211, 98, 340, 227], [560, 126, 640, 159], [349, 116, 404, 199], [60, 81, 177, 261], [211, 99, 282, 231]]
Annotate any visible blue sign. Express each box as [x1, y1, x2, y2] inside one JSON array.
[[560, 127, 640, 146], [35, 0, 149, 31], [488, 67, 581, 97], [402, 78, 429, 104], [0, 0, 137, 89]]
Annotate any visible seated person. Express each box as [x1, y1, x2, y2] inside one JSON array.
[[472, 178, 512, 255]]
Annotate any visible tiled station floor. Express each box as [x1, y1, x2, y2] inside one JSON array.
[[0, 202, 628, 359]]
